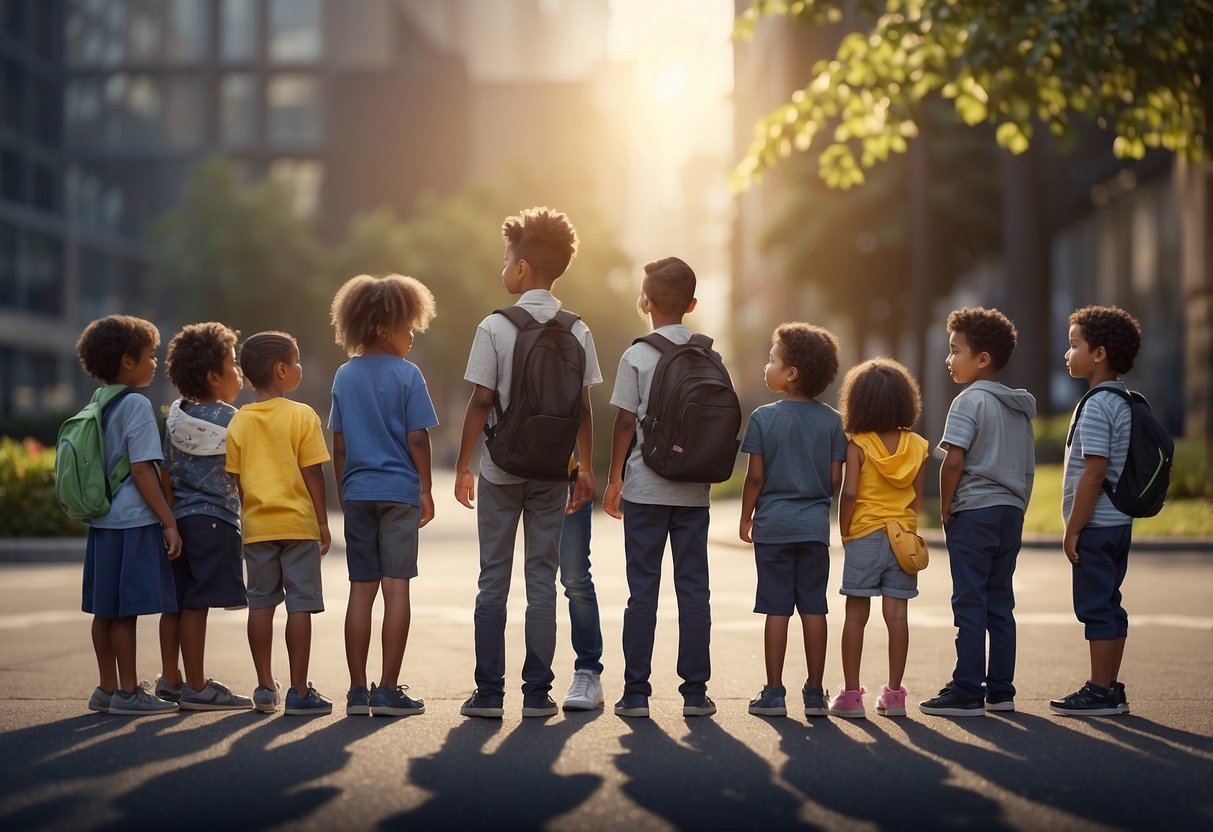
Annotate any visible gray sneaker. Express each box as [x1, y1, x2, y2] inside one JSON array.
[[284, 684, 333, 716], [153, 677, 182, 703], [347, 684, 371, 716], [748, 685, 787, 716], [87, 687, 113, 713], [803, 684, 829, 717], [521, 692, 559, 718], [179, 679, 254, 711], [109, 685, 179, 715], [253, 680, 282, 714], [370, 684, 425, 717], [683, 693, 717, 717]]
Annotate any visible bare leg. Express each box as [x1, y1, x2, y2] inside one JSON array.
[[112, 617, 139, 693], [882, 596, 909, 689], [1108, 636, 1127, 684], [248, 606, 277, 689], [1089, 639, 1122, 689], [801, 613, 827, 690], [763, 615, 790, 688], [345, 581, 379, 689], [379, 577, 412, 690], [92, 616, 117, 692], [158, 612, 183, 687], [180, 608, 209, 691], [841, 596, 871, 691], [285, 611, 312, 696]]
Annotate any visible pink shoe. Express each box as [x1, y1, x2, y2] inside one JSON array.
[[877, 684, 908, 717], [828, 687, 866, 719]]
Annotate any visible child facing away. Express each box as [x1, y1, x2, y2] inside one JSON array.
[[1051, 305, 1142, 717], [455, 207, 602, 719], [76, 315, 182, 715], [834, 358, 929, 719], [156, 322, 254, 711], [740, 323, 846, 719], [226, 331, 332, 715], [604, 256, 719, 719], [329, 274, 438, 718], [920, 307, 1035, 718]]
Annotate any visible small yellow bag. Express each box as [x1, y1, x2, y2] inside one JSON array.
[[885, 520, 929, 574]]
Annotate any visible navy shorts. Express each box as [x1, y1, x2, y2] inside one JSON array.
[[1072, 524, 1132, 640], [83, 524, 177, 618], [343, 500, 420, 582], [172, 515, 247, 610], [754, 541, 829, 615]]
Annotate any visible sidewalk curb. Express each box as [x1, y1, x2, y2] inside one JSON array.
[[708, 531, 1213, 554]]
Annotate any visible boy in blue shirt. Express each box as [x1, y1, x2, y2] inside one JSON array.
[[1051, 305, 1141, 717]]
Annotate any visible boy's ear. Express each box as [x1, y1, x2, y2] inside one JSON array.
[[1092, 344, 1107, 364], [120, 353, 137, 371], [976, 350, 992, 369], [685, 297, 698, 314], [207, 368, 222, 388]]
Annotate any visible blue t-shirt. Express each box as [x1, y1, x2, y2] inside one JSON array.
[[1063, 381, 1132, 528], [86, 391, 163, 530], [162, 400, 241, 529], [328, 355, 439, 505], [740, 399, 847, 544]]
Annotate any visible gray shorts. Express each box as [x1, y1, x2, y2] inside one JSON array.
[[343, 500, 420, 582], [840, 529, 918, 599], [244, 539, 324, 613]]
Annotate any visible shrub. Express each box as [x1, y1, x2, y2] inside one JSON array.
[[0, 437, 87, 537]]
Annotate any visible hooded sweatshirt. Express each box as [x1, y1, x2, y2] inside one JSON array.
[[844, 430, 929, 541], [939, 380, 1037, 514]]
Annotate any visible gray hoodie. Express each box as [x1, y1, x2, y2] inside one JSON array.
[[939, 380, 1037, 513]]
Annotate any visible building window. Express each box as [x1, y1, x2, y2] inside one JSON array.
[[2, 56, 24, 131], [269, 158, 323, 219], [21, 231, 64, 316], [0, 149, 23, 202], [269, 0, 322, 63], [0, 221, 16, 307], [161, 75, 203, 149], [220, 0, 257, 63], [164, 0, 208, 61], [219, 72, 257, 146], [267, 73, 321, 148]]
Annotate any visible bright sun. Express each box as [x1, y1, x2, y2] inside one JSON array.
[[653, 62, 687, 102]]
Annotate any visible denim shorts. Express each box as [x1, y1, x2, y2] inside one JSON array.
[[841, 529, 918, 599], [343, 500, 420, 582], [753, 541, 829, 615], [173, 515, 247, 609], [244, 539, 324, 613]]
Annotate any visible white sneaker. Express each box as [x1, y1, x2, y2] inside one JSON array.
[[562, 669, 604, 711]]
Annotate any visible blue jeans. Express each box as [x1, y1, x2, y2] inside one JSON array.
[[559, 499, 604, 674], [945, 505, 1023, 702]]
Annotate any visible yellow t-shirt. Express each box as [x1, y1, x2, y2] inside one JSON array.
[[226, 398, 331, 543], [843, 430, 929, 542]]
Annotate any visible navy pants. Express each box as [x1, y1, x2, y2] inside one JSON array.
[[621, 500, 711, 697], [1072, 524, 1132, 640]]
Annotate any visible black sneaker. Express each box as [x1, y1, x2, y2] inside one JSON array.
[[919, 684, 985, 717], [1050, 682, 1122, 717], [521, 692, 559, 718], [985, 691, 1016, 712], [683, 693, 717, 717], [460, 689, 504, 718], [614, 693, 650, 718], [1111, 681, 1130, 714]]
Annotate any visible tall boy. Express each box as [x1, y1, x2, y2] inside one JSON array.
[[604, 256, 718, 718], [920, 307, 1036, 717], [455, 207, 601, 719], [1050, 305, 1140, 717]]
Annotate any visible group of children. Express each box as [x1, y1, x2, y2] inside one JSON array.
[[73, 206, 1147, 721]]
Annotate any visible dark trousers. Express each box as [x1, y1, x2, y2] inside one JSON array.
[[621, 500, 711, 697], [945, 505, 1023, 701], [1072, 524, 1132, 640]]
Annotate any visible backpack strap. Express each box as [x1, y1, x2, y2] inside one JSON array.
[[485, 306, 584, 437], [1065, 385, 1132, 447], [633, 332, 676, 352], [98, 386, 135, 498]]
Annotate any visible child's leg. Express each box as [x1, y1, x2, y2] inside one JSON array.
[[1072, 524, 1131, 688], [473, 481, 524, 698], [379, 577, 411, 689], [1089, 639, 1121, 688], [158, 613, 183, 686], [345, 580, 380, 689], [882, 596, 909, 689], [1109, 636, 1126, 684], [285, 611, 313, 695], [620, 501, 670, 698], [248, 606, 277, 689], [801, 613, 827, 690], [180, 608, 209, 691], [519, 480, 565, 697], [111, 616, 139, 693], [763, 615, 790, 687], [669, 505, 711, 697], [841, 596, 870, 691], [91, 616, 117, 692]]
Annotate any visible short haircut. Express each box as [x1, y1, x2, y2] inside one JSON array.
[[642, 256, 696, 315], [946, 306, 1018, 371], [501, 207, 578, 282], [239, 331, 297, 390], [774, 322, 839, 398], [75, 315, 160, 384], [1070, 304, 1141, 374], [165, 322, 240, 401], [839, 358, 923, 433], [330, 273, 437, 355]]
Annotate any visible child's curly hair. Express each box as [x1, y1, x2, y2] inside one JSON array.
[[774, 322, 839, 398], [330, 274, 437, 356], [75, 315, 160, 384], [946, 306, 1017, 371], [165, 322, 240, 401], [502, 207, 578, 281], [839, 358, 922, 434], [239, 331, 297, 390], [1070, 304, 1141, 374]]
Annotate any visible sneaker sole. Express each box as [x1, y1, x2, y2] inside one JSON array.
[[371, 706, 425, 717], [683, 707, 717, 717], [88, 701, 110, 713], [1049, 705, 1123, 717], [108, 704, 179, 715], [460, 707, 504, 718], [985, 701, 1016, 712], [346, 705, 370, 716], [283, 706, 333, 716], [828, 709, 867, 719], [178, 701, 254, 711], [521, 706, 559, 717], [919, 705, 985, 717], [804, 707, 830, 717], [254, 703, 279, 714], [876, 707, 907, 717], [614, 706, 650, 718], [748, 706, 787, 716], [562, 698, 605, 711]]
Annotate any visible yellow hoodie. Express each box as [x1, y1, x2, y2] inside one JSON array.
[[843, 430, 929, 542]]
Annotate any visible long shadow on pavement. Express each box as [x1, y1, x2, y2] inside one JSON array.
[[381, 712, 602, 830]]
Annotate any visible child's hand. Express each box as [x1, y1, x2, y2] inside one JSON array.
[[740, 518, 753, 543], [163, 526, 182, 560], [568, 470, 595, 515], [419, 493, 435, 528], [603, 481, 623, 519], [940, 508, 951, 526], [455, 469, 476, 509], [319, 524, 331, 556], [1063, 533, 1080, 564]]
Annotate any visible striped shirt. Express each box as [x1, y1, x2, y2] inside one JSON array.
[[1062, 381, 1132, 528]]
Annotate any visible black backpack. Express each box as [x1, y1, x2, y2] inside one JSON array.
[[1066, 386, 1174, 518], [483, 306, 586, 481], [636, 333, 741, 483]]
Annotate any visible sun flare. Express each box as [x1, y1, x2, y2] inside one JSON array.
[[653, 62, 687, 102]]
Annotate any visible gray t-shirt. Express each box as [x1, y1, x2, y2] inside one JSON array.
[[740, 399, 846, 544], [86, 391, 163, 529], [464, 288, 602, 486], [939, 380, 1037, 513], [1062, 381, 1132, 528], [609, 324, 711, 507]]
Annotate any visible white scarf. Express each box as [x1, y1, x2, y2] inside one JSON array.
[[166, 399, 228, 456]]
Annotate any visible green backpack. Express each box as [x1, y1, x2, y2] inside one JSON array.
[[54, 385, 135, 520]]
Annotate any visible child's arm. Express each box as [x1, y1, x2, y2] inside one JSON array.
[[830, 460, 843, 496], [455, 384, 495, 509], [301, 463, 330, 555], [131, 461, 181, 559], [331, 431, 346, 511], [739, 453, 764, 543], [912, 461, 927, 516], [603, 407, 637, 519], [569, 387, 595, 514], [939, 444, 965, 525], [159, 466, 175, 509], [406, 428, 434, 528], [839, 441, 862, 537], [1063, 455, 1109, 565]]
